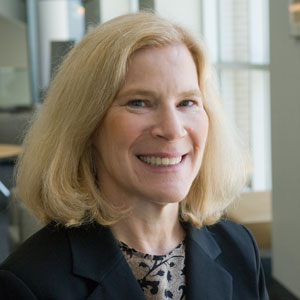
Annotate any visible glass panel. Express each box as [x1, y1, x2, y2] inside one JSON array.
[[219, 0, 249, 63], [249, 0, 269, 64], [0, 67, 31, 109], [217, 0, 269, 64], [220, 69, 251, 147], [250, 70, 271, 190], [202, 0, 218, 63], [219, 68, 271, 190]]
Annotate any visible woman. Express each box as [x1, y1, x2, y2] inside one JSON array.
[[0, 12, 268, 299]]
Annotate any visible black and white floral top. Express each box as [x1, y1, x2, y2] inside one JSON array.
[[119, 240, 186, 300]]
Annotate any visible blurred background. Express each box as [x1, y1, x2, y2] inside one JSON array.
[[0, 1, 299, 299]]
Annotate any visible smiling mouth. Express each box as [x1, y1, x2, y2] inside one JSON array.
[[137, 155, 183, 166]]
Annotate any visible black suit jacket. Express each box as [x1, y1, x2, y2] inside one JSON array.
[[0, 219, 269, 300]]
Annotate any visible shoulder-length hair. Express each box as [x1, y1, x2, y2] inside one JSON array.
[[17, 12, 250, 228]]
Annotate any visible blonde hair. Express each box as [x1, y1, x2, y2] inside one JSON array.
[[17, 12, 250, 228]]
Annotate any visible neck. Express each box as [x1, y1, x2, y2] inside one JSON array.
[[110, 202, 185, 255]]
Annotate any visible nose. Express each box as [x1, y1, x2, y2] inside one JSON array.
[[151, 107, 187, 141]]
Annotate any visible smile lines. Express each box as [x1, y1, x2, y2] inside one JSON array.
[[138, 155, 182, 166]]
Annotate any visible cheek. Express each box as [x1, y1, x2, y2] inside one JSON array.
[[98, 112, 147, 153], [188, 112, 209, 147]]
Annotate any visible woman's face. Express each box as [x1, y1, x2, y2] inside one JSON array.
[[93, 44, 209, 207]]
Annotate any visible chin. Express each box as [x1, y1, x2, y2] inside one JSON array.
[[147, 190, 189, 205]]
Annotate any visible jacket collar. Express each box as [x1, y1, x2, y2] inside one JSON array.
[[67, 222, 232, 300], [184, 222, 222, 259]]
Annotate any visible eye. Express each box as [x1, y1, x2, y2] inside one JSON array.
[[127, 99, 147, 107], [178, 100, 198, 107]]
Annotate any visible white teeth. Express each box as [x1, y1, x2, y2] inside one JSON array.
[[139, 155, 182, 166]]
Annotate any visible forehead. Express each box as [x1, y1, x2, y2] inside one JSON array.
[[129, 43, 195, 67], [115, 44, 200, 101], [125, 44, 198, 81]]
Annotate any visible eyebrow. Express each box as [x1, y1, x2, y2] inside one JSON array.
[[178, 89, 202, 98], [117, 88, 202, 99], [117, 89, 157, 98]]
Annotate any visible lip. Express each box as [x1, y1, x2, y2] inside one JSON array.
[[136, 152, 186, 158], [136, 153, 188, 171]]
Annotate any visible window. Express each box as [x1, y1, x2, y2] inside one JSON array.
[[202, 0, 271, 191]]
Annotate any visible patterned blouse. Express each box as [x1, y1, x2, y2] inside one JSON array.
[[119, 240, 186, 300]]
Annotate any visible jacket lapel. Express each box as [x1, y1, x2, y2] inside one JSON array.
[[67, 223, 146, 300], [185, 223, 233, 300]]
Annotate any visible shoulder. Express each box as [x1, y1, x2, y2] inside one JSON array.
[[185, 218, 260, 268], [186, 219, 261, 275], [205, 219, 262, 283], [206, 219, 258, 255], [1, 223, 71, 273], [207, 218, 257, 250], [206, 219, 269, 298], [0, 223, 98, 299], [1, 222, 104, 269], [0, 224, 71, 297], [185, 219, 269, 298]]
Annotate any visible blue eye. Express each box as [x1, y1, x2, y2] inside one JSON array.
[[127, 100, 146, 107], [178, 100, 197, 107]]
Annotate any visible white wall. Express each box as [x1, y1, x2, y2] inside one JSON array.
[[270, 1, 300, 298]]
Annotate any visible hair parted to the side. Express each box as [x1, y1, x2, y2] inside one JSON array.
[[16, 12, 251, 228]]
